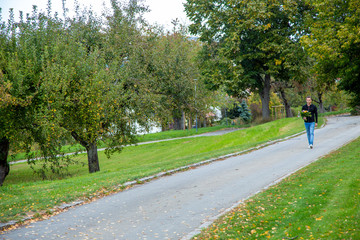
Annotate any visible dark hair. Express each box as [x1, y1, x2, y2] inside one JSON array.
[[306, 96, 312, 100]]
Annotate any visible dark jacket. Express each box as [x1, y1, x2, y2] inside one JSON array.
[[302, 104, 318, 123]]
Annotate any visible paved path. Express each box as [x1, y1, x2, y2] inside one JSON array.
[[2, 116, 360, 240]]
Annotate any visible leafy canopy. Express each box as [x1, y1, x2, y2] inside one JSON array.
[[301, 0, 360, 108]]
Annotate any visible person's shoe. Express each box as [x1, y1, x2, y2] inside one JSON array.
[[310, 144, 313, 149]]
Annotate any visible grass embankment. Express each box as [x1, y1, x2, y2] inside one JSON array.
[[194, 137, 360, 240], [137, 124, 249, 142], [1, 117, 323, 224], [8, 125, 246, 162], [319, 108, 351, 117]]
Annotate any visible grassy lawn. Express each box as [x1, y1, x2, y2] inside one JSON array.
[[319, 108, 351, 117], [0, 117, 317, 224], [193, 136, 360, 240], [8, 125, 246, 162], [137, 124, 250, 142]]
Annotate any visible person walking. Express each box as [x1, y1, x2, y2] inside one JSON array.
[[302, 96, 318, 149]]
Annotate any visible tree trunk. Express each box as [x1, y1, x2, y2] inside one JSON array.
[[317, 92, 325, 113], [188, 116, 192, 130], [279, 88, 293, 118], [260, 74, 271, 120], [182, 111, 186, 130], [86, 142, 100, 173], [173, 117, 182, 130], [0, 137, 10, 186], [71, 131, 100, 173]]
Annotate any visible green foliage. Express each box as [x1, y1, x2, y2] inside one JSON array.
[[0, 6, 73, 180], [248, 91, 283, 120], [0, 0, 167, 179], [185, 0, 311, 119], [0, 0, 217, 182], [141, 25, 205, 129], [248, 92, 282, 109], [301, 0, 360, 108], [226, 100, 251, 123], [132, 22, 221, 130], [37, 1, 161, 173], [198, 42, 249, 99]]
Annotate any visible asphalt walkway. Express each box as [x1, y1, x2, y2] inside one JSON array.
[[2, 116, 360, 240]]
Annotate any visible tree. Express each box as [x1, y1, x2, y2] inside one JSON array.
[[272, 81, 294, 117], [0, 0, 159, 185], [143, 24, 202, 130], [0, 6, 69, 184], [301, 0, 360, 112], [39, 0, 157, 173], [185, 0, 311, 120], [227, 100, 251, 123], [197, 41, 250, 99], [39, 14, 106, 173]]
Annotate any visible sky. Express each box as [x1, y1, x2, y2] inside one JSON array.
[[0, 0, 190, 30]]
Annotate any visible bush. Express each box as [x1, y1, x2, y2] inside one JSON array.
[[219, 117, 232, 126], [249, 103, 262, 121], [226, 100, 252, 123], [350, 106, 360, 116]]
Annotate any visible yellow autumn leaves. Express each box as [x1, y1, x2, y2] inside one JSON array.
[[0, 79, 33, 107]]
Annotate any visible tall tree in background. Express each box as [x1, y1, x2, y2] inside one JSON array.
[[146, 24, 202, 130], [301, 0, 360, 113], [185, 0, 311, 120]]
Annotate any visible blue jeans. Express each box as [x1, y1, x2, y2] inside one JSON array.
[[304, 122, 315, 145]]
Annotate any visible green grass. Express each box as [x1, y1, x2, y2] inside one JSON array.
[[8, 125, 246, 162], [137, 124, 248, 142], [193, 136, 360, 240], [319, 108, 351, 117], [0, 117, 324, 223]]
